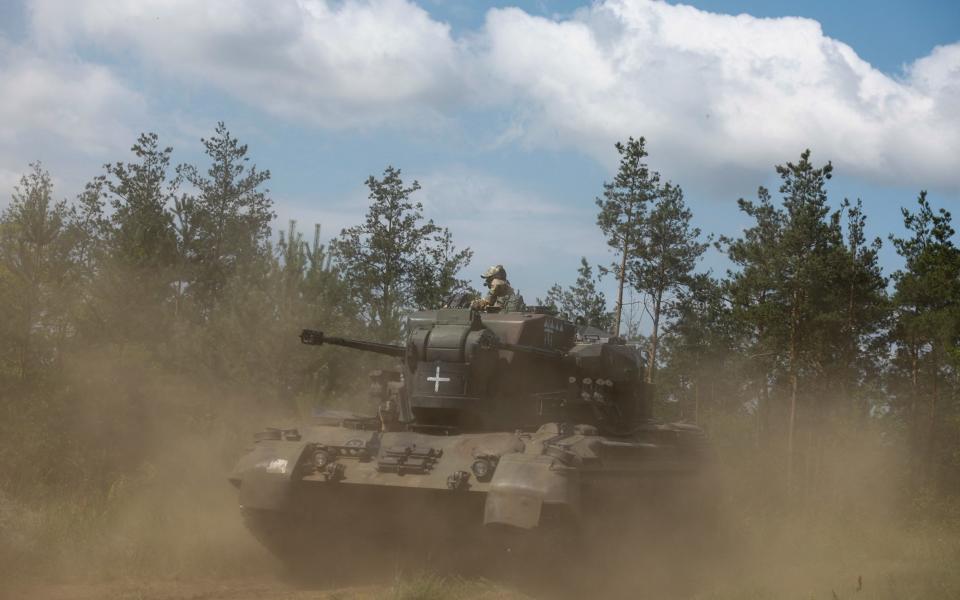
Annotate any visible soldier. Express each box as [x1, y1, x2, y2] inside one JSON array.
[[471, 264, 525, 312]]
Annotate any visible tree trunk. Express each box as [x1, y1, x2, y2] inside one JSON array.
[[802, 428, 813, 506], [786, 293, 800, 496], [613, 240, 628, 337], [755, 379, 763, 450], [20, 237, 43, 381], [709, 379, 714, 424], [694, 378, 700, 425], [612, 203, 636, 338], [845, 249, 856, 423], [788, 371, 798, 495], [648, 289, 663, 383], [910, 335, 920, 485], [927, 352, 939, 488], [754, 306, 770, 450]]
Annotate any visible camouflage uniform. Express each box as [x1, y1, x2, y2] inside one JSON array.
[[472, 265, 524, 312]]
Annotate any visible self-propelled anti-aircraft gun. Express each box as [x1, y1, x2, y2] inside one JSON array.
[[229, 307, 711, 573]]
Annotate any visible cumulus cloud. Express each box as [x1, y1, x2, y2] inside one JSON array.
[[29, 0, 465, 128], [16, 0, 960, 191], [0, 44, 144, 152], [0, 36, 148, 198], [477, 1, 960, 190]]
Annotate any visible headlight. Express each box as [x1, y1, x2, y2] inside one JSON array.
[[313, 449, 332, 469], [471, 457, 494, 481]]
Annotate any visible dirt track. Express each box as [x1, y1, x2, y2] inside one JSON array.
[[11, 580, 383, 600], [8, 576, 528, 600]]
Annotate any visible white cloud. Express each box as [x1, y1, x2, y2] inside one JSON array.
[[0, 37, 148, 202], [29, 0, 464, 129], [477, 1, 960, 190], [16, 0, 960, 192], [0, 41, 145, 152]]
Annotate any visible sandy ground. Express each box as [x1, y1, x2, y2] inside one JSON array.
[[8, 579, 387, 600], [8, 552, 960, 600], [7, 575, 528, 600]]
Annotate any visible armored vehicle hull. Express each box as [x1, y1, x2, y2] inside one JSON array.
[[230, 308, 713, 577]]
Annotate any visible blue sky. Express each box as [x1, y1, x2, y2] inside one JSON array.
[[0, 0, 957, 321]]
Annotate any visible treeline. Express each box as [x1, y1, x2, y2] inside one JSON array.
[[0, 124, 468, 500], [0, 124, 958, 507], [552, 138, 960, 499]]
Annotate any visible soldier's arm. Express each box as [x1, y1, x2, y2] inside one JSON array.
[[470, 295, 493, 310]]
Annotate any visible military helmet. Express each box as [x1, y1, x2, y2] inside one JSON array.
[[482, 264, 506, 281]]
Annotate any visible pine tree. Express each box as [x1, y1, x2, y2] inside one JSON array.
[[174, 122, 274, 317], [85, 133, 180, 345], [412, 228, 473, 311], [632, 182, 708, 383], [659, 275, 741, 425], [332, 166, 471, 342], [541, 257, 612, 329], [889, 192, 960, 485], [772, 151, 842, 493], [596, 137, 659, 336], [721, 186, 784, 448], [104, 133, 179, 274], [830, 198, 888, 424], [0, 164, 80, 380], [723, 150, 845, 493]]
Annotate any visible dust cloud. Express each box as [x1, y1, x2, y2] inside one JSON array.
[[2, 365, 958, 600]]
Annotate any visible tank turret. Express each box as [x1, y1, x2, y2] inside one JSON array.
[[300, 307, 650, 434]]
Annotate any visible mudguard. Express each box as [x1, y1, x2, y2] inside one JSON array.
[[231, 441, 310, 511], [483, 452, 580, 529]]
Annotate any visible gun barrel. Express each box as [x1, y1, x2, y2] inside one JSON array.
[[300, 329, 406, 358]]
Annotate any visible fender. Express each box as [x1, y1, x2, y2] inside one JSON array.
[[483, 452, 580, 529], [230, 441, 310, 511]]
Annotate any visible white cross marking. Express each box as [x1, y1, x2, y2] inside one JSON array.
[[426, 365, 450, 392]]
